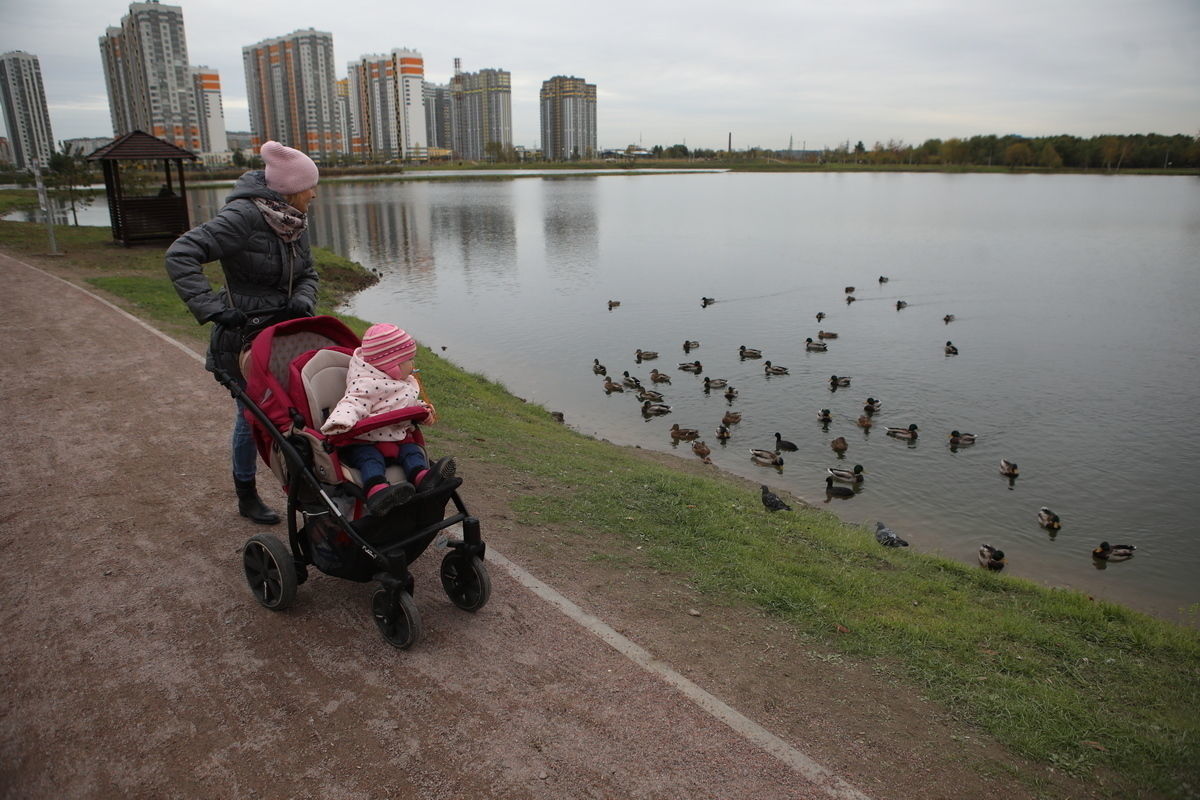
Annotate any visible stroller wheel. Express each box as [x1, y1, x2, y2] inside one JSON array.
[[242, 534, 298, 610], [372, 587, 422, 649], [440, 552, 491, 612]]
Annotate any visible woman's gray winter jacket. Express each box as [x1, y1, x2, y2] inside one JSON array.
[[165, 170, 319, 378]]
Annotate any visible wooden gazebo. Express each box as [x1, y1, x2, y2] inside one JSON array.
[[87, 131, 199, 245]]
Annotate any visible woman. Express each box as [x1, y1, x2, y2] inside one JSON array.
[[165, 141, 320, 524]]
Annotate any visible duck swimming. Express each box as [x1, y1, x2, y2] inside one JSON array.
[[703, 377, 728, 390], [864, 397, 881, 413], [999, 459, 1020, 477], [739, 345, 763, 359], [636, 387, 665, 402], [815, 312, 826, 321], [825, 476, 855, 498], [621, 371, 642, 388], [830, 436, 849, 453], [592, 358, 606, 375], [602, 377, 624, 393], [878, 275, 889, 284], [764, 360, 789, 375], [635, 349, 659, 361], [723, 386, 739, 401], [607, 300, 621, 309], [949, 430, 976, 446], [846, 295, 856, 304], [641, 401, 672, 416], [669, 423, 700, 441], [774, 432, 799, 451], [828, 464, 864, 483], [649, 369, 672, 384], [944, 341, 958, 355], [692, 440, 712, 462], [817, 330, 838, 339], [683, 340, 700, 352], [817, 408, 833, 424], [857, 415, 873, 429], [978, 544, 1006, 571], [1092, 541, 1136, 561], [895, 300, 908, 310], [829, 375, 851, 387], [715, 424, 732, 440], [722, 410, 743, 425], [1037, 507, 1062, 530], [751, 449, 784, 467], [678, 360, 703, 373], [885, 424, 919, 440], [943, 314, 955, 324], [701, 297, 716, 307], [805, 338, 828, 352]]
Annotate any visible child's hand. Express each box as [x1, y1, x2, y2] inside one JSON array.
[[421, 401, 438, 424], [320, 420, 350, 435]]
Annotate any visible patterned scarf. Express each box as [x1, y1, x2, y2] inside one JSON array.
[[253, 197, 308, 243]]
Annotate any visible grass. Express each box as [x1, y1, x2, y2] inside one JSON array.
[[3, 214, 1198, 799]]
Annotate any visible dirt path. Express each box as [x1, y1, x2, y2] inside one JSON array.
[[0, 250, 1095, 799]]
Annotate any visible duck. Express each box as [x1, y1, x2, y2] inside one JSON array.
[[761, 485, 792, 511], [829, 375, 851, 387], [764, 360, 789, 375], [817, 408, 833, 424], [1037, 507, 1062, 530], [722, 410, 743, 425], [750, 449, 784, 467], [723, 386, 739, 401], [607, 300, 621, 309], [678, 360, 703, 373], [669, 423, 700, 441], [715, 424, 732, 441], [1092, 541, 1136, 561], [774, 432, 799, 451], [978, 544, 1006, 571], [999, 459, 1020, 477], [817, 330, 838, 339], [830, 436, 849, 453], [825, 476, 855, 498], [864, 397, 882, 413], [635, 348, 659, 361], [602, 377, 624, 393], [857, 415, 873, 429], [739, 345, 763, 359], [683, 339, 700, 352], [874, 520, 908, 546], [943, 314, 955, 324], [701, 297, 716, 307], [636, 387, 665, 402], [949, 430, 976, 446], [828, 464, 864, 483], [944, 341, 958, 355], [878, 275, 889, 284], [641, 400, 672, 416], [621, 371, 642, 388], [692, 440, 712, 461], [815, 312, 826, 322], [845, 295, 856, 304], [895, 300, 908, 310], [703, 377, 728, 390], [805, 338, 828, 352], [591, 358, 606, 375], [886, 424, 919, 440], [649, 369, 672, 384], [844, 286, 856, 293]]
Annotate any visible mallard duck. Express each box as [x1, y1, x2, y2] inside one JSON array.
[[874, 520, 907, 546], [1037, 507, 1062, 530], [825, 476, 855, 498], [829, 375, 851, 387], [636, 387, 665, 402], [886, 423, 919, 440], [649, 369, 672, 384], [715, 424, 732, 440], [944, 341, 958, 355], [844, 286, 856, 294], [722, 410, 742, 425], [621, 371, 642, 388], [683, 340, 700, 352], [815, 312, 826, 321], [949, 430, 976, 446], [739, 345, 762, 359], [761, 485, 791, 511], [701, 297, 716, 307], [878, 275, 889, 284], [805, 338, 828, 352], [641, 400, 672, 416], [764, 360, 789, 375], [828, 464, 864, 483], [817, 330, 838, 339], [895, 300, 908, 310], [857, 415, 873, 429], [592, 358, 606, 375], [817, 408, 833, 424], [845, 295, 856, 304], [979, 544, 1006, 571], [607, 300, 621, 309], [602, 377, 624, 393], [750, 448, 784, 467], [943, 314, 955, 324], [635, 349, 659, 361], [1092, 541, 1136, 561], [669, 423, 700, 441], [830, 436, 849, 453], [999, 459, 1020, 477], [723, 386, 739, 401], [692, 440, 712, 460], [864, 397, 881, 413], [774, 432, 798, 451], [703, 377, 728, 390], [678, 360, 703, 373]]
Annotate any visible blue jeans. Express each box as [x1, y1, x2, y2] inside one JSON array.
[[232, 400, 257, 481], [341, 442, 427, 487]]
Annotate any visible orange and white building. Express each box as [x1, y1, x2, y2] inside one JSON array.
[[190, 66, 228, 161], [347, 49, 427, 161], [242, 29, 342, 161]]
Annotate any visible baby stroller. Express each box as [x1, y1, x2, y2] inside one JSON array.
[[215, 314, 490, 650]]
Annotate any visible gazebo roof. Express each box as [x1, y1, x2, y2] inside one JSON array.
[[86, 130, 198, 161]]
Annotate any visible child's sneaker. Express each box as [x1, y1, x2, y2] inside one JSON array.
[[420, 457, 457, 490], [366, 481, 415, 515]]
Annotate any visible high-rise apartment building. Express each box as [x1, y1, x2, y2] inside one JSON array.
[[449, 60, 512, 161], [0, 51, 55, 169], [423, 82, 452, 151], [347, 48, 427, 161], [99, 1, 202, 151], [540, 75, 597, 161], [243, 29, 341, 160], [335, 78, 355, 157], [190, 66, 227, 158]]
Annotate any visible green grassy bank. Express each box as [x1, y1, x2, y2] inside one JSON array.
[[1, 217, 1197, 799]]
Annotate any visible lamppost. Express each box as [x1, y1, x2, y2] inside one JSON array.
[[28, 157, 60, 255]]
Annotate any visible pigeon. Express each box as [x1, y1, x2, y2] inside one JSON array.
[[875, 520, 909, 547], [761, 485, 792, 512]]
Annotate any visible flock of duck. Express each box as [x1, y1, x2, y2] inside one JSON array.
[[594, 276, 1134, 569]]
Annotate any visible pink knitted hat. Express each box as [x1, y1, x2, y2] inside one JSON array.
[[360, 323, 416, 372], [261, 140, 319, 195]]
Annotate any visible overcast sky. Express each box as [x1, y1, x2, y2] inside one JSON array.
[[2, 0, 1198, 151]]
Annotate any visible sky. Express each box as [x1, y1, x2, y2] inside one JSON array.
[[2, 0, 1198, 152]]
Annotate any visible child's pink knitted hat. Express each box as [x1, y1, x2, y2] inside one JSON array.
[[360, 324, 416, 371], [261, 140, 319, 195]]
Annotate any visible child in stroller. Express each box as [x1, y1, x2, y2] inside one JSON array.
[[319, 323, 457, 516], [223, 315, 489, 650]]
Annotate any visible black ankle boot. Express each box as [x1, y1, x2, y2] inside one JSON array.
[[234, 477, 280, 525]]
